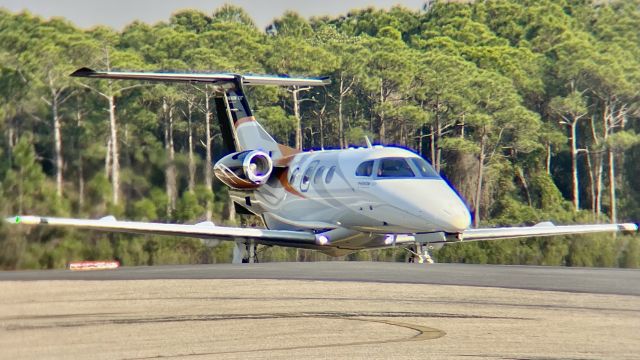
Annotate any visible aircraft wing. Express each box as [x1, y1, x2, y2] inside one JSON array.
[[70, 68, 331, 87], [456, 222, 638, 242], [5, 216, 324, 250]]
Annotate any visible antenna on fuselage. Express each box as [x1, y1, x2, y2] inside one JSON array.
[[364, 136, 373, 149]]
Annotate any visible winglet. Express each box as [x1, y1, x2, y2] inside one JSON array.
[[70, 67, 97, 77]]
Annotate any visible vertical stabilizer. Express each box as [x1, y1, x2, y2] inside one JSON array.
[[214, 77, 298, 161]]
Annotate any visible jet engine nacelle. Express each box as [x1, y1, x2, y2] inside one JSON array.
[[213, 150, 273, 190]]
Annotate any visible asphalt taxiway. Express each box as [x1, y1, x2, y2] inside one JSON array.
[[1, 262, 638, 359], [1, 261, 638, 295]]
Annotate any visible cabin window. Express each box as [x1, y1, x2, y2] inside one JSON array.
[[410, 158, 440, 178], [355, 160, 374, 177], [288, 168, 300, 184], [314, 166, 326, 184], [325, 166, 336, 183], [301, 161, 319, 192], [377, 158, 415, 178]]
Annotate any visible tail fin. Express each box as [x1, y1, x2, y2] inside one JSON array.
[[70, 68, 329, 161], [214, 76, 297, 161]]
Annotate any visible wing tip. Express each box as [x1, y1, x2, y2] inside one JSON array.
[[620, 223, 639, 232], [70, 67, 97, 77], [319, 76, 332, 85], [5, 215, 42, 225]]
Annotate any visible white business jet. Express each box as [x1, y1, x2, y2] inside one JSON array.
[[6, 68, 637, 264]]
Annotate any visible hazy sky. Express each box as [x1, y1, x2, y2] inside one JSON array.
[[0, 0, 426, 30]]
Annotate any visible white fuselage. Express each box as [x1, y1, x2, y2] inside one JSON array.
[[230, 146, 471, 255]]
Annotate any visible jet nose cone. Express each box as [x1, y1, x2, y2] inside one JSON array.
[[375, 178, 471, 233], [441, 206, 471, 232], [430, 184, 471, 233]]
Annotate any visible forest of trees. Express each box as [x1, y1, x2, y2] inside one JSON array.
[[0, 0, 638, 269]]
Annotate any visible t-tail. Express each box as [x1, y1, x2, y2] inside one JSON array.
[[70, 68, 330, 161]]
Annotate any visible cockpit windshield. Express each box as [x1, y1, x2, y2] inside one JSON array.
[[410, 157, 440, 178], [377, 158, 415, 178], [371, 157, 440, 179]]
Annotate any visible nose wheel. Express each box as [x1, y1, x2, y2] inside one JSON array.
[[406, 243, 434, 264]]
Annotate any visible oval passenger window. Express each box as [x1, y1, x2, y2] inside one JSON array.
[[314, 166, 325, 184], [325, 166, 336, 183]]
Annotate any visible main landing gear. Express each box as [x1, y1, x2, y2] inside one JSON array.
[[233, 240, 260, 264], [406, 243, 434, 264]]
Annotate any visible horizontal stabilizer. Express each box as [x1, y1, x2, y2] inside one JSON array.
[[70, 68, 331, 87]]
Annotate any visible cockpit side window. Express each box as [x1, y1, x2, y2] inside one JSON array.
[[355, 160, 374, 177], [377, 158, 415, 178], [410, 158, 440, 178]]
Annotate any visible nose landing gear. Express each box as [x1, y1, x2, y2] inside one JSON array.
[[406, 243, 434, 264], [233, 240, 260, 264]]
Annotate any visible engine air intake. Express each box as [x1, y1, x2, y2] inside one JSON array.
[[213, 150, 273, 190]]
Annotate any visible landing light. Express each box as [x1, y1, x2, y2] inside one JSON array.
[[316, 235, 330, 245], [384, 234, 395, 245]]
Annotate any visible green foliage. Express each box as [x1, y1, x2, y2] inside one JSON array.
[[256, 106, 296, 142], [175, 191, 204, 221], [1, 2, 639, 268], [2, 135, 61, 215]]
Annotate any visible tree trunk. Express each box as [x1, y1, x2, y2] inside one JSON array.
[[608, 149, 617, 224], [227, 196, 236, 224], [545, 143, 551, 175], [18, 161, 23, 214], [319, 110, 324, 149], [163, 98, 177, 217], [595, 155, 603, 216], [435, 119, 442, 173], [204, 87, 213, 221], [431, 96, 442, 172], [417, 125, 423, 156], [473, 128, 486, 228], [516, 167, 532, 207], [76, 104, 85, 211], [187, 98, 196, 193], [570, 122, 579, 211], [7, 117, 15, 150], [378, 81, 385, 143], [78, 154, 84, 211], [338, 75, 345, 149], [293, 87, 302, 150], [429, 125, 436, 166], [52, 92, 63, 197], [589, 112, 609, 218], [604, 99, 619, 224], [105, 137, 111, 180], [585, 150, 596, 219], [108, 94, 120, 206]]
